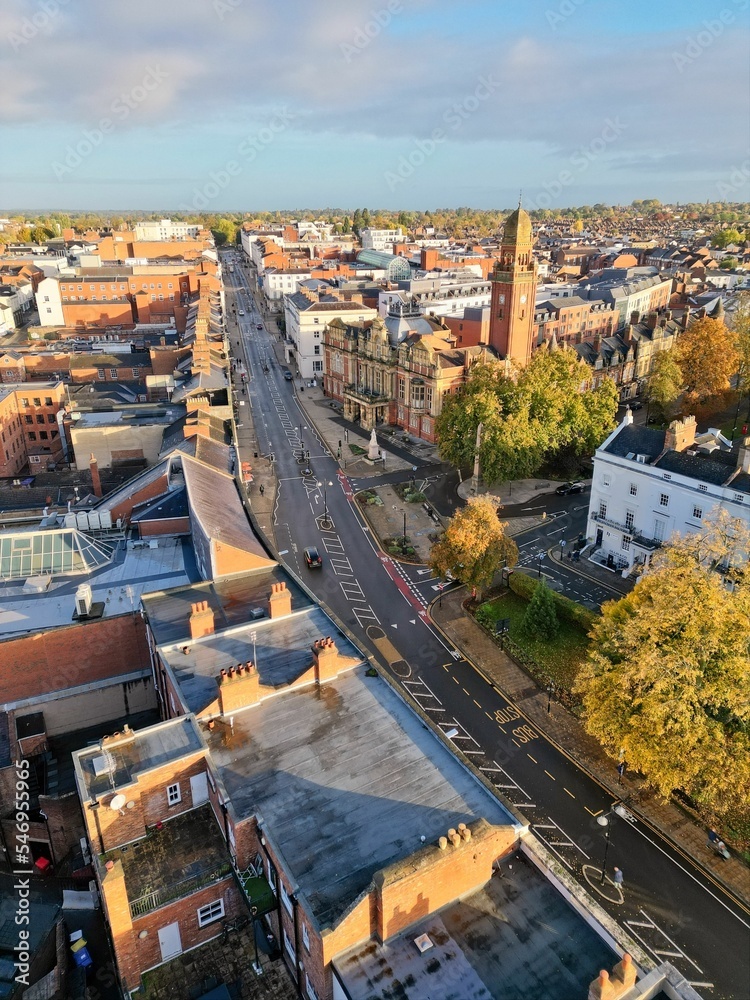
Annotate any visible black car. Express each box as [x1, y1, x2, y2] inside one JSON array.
[[303, 546, 323, 569], [283, 370, 293, 380], [256, 324, 263, 330], [555, 481, 585, 495], [629, 400, 643, 411]]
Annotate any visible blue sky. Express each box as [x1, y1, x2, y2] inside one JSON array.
[[1, 0, 748, 211]]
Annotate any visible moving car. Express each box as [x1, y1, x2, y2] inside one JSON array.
[[238, 309, 245, 316], [629, 400, 643, 410], [257, 324, 263, 330], [303, 546, 323, 569], [283, 370, 293, 380], [555, 481, 584, 495]]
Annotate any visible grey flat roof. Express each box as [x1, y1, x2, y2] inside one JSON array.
[[207, 668, 514, 928], [142, 567, 313, 646], [75, 715, 203, 800], [333, 857, 616, 999], [163, 606, 364, 714]]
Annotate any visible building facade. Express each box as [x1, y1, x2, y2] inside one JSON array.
[[488, 206, 538, 363], [586, 412, 750, 572], [0, 381, 67, 476]]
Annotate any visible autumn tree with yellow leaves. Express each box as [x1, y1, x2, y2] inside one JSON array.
[[430, 495, 518, 598], [575, 510, 750, 839], [676, 317, 739, 405]]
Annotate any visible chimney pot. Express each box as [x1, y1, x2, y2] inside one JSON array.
[[438, 836, 448, 850], [449, 833, 461, 847]]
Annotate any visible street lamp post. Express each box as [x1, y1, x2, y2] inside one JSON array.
[[317, 481, 333, 527], [546, 683, 554, 714], [402, 510, 407, 554], [537, 551, 545, 577], [596, 803, 628, 884]]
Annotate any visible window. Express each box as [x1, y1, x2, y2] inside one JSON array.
[[24, 415, 32, 425], [629, 483, 637, 496], [21, 398, 29, 407], [97, 369, 105, 380], [305, 974, 319, 1000], [692, 506, 703, 520], [39, 431, 48, 440], [36, 415, 45, 424], [280, 879, 293, 916], [598, 501, 607, 518], [313, 346, 320, 356], [662, 473, 672, 481], [659, 493, 669, 508], [197, 899, 224, 927], [33, 398, 41, 406], [621, 536, 631, 551], [28, 432, 36, 441], [302, 923, 310, 952], [653, 519, 665, 541], [283, 928, 295, 960], [312, 361, 323, 372], [734, 493, 744, 503], [44, 397, 52, 406], [132, 368, 139, 378], [167, 783, 181, 806], [625, 510, 635, 531], [109, 368, 118, 379], [47, 413, 55, 423], [699, 484, 708, 493]]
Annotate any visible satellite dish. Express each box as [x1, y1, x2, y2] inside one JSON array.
[[110, 794, 126, 813]]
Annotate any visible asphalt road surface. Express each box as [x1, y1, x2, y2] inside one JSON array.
[[225, 257, 750, 999]]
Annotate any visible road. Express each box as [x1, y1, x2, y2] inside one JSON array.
[[224, 253, 750, 999]]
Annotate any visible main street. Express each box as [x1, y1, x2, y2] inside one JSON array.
[[225, 256, 750, 999]]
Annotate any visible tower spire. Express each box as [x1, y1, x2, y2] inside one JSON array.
[[518, 189, 523, 209]]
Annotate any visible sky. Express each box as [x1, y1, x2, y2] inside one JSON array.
[[1, 0, 749, 211]]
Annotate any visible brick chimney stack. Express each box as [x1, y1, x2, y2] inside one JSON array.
[[268, 582, 292, 619], [89, 454, 102, 498], [312, 636, 340, 682], [587, 954, 637, 1000], [664, 415, 697, 453], [646, 312, 658, 330], [189, 600, 215, 639]]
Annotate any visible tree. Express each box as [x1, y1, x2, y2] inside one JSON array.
[[574, 511, 750, 829], [711, 228, 744, 249], [429, 496, 518, 597], [676, 317, 739, 404], [732, 293, 750, 419], [211, 218, 236, 246], [643, 349, 682, 419], [435, 349, 618, 485], [522, 579, 558, 640]]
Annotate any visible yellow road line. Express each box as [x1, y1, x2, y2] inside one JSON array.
[[527, 754, 538, 764], [585, 806, 603, 818], [485, 712, 493, 721], [564, 788, 576, 799], [453, 676, 459, 684], [544, 770, 556, 781], [463, 688, 471, 696], [474, 699, 481, 709]]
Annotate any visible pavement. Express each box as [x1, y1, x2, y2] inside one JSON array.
[[431, 586, 750, 907]]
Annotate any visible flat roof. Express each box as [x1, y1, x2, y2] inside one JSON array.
[[206, 667, 514, 928], [161, 605, 363, 714], [333, 857, 616, 999], [75, 715, 203, 800]]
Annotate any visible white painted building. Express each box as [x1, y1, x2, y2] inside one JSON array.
[[262, 269, 310, 311], [134, 219, 202, 241], [34, 276, 65, 326], [587, 412, 750, 573], [361, 228, 403, 253], [284, 290, 377, 379], [378, 273, 491, 320]]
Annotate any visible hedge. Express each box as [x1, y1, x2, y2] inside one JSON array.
[[508, 571, 598, 634]]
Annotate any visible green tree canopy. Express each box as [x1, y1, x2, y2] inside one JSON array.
[[643, 349, 682, 419], [711, 228, 744, 249], [435, 348, 618, 484], [574, 510, 750, 832], [522, 578, 558, 641], [429, 495, 518, 596]]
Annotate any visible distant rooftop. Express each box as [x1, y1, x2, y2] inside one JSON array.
[[206, 667, 515, 928]]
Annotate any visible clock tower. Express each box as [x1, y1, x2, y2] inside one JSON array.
[[489, 203, 537, 364]]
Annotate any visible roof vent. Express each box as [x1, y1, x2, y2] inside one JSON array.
[[92, 753, 115, 777], [625, 452, 635, 460], [636, 454, 647, 464], [413, 934, 433, 954]]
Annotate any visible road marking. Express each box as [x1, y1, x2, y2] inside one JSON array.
[[453, 676, 459, 684], [564, 788, 576, 799], [473, 699, 481, 708], [527, 754, 537, 764], [462, 687, 470, 696], [340, 581, 365, 602], [625, 909, 705, 976], [585, 807, 603, 818], [278, 549, 288, 555], [485, 711, 493, 720], [544, 770, 556, 780]]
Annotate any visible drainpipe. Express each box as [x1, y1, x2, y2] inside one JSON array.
[[292, 894, 302, 996], [258, 829, 287, 977], [219, 800, 232, 864]]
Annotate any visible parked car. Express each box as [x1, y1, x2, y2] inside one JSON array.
[[303, 546, 323, 569], [629, 400, 643, 411], [257, 324, 263, 330], [555, 481, 585, 495], [283, 370, 293, 380], [238, 309, 245, 316]]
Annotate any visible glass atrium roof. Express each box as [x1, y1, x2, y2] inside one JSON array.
[[0, 529, 115, 582]]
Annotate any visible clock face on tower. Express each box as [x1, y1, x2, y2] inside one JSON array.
[[520, 295, 527, 304], [498, 294, 505, 304]]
